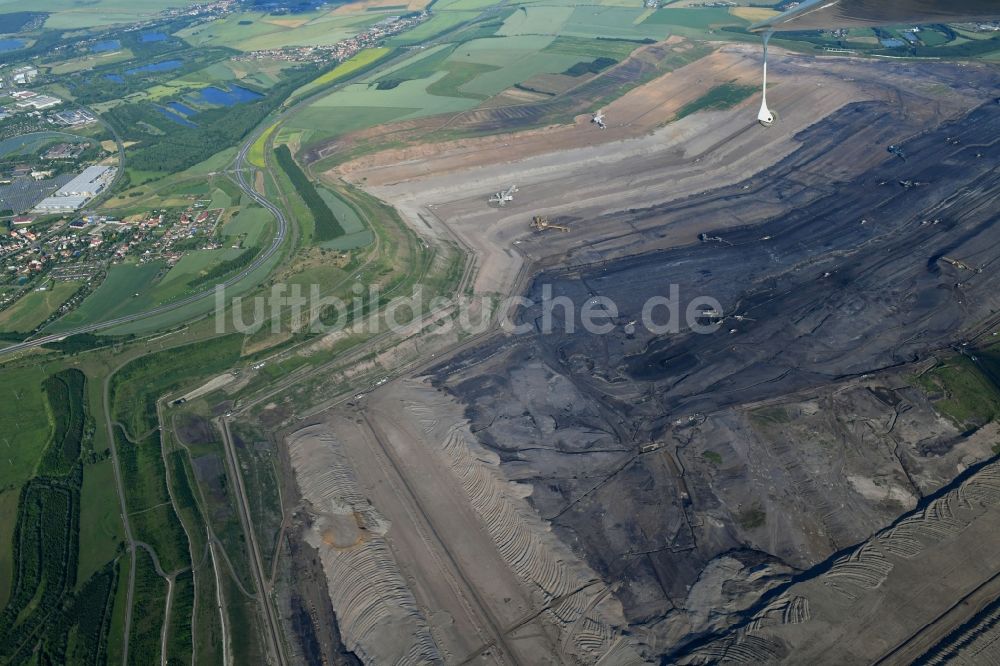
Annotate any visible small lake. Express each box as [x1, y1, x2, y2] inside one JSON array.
[[0, 39, 26, 52], [187, 85, 263, 107], [91, 39, 120, 53], [104, 74, 125, 83], [140, 32, 168, 42], [157, 107, 197, 128], [166, 101, 197, 116], [0, 132, 82, 158], [126, 59, 182, 75]]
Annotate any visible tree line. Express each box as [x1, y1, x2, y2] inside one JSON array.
[[274, 144, 346, 242]]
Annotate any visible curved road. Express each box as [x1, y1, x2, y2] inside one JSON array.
[[0, 126, 289, 356], [0, 6, 512, 359]]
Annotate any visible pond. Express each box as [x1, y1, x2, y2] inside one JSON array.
[[104, 74, 125, 83], [0, 38, 26, 52], [157, 107, 197, 128], [140, 32, 168, 42], [166, 101, 197, 117], [126, 59, 182, 75], [187, 85, 263, 107], [91, 39, 120, 52], [0, 132, 83, 158]]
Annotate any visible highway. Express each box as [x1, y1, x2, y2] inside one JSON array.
[[0, 6, 514, 360], [0, 124, 289, 357]]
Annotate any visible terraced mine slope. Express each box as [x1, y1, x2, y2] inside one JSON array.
[[291, 46, 1000, 663], [420, 100, 1000, 658]]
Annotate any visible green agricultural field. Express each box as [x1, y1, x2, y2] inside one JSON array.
[[285, 105, 416, 145], [0, 0, 192, 29], [162, 60, 299, 95], [158, 248, 250, 292], [177, 10, 381, 51], [318, 75, 474, 115], [498, 5, 574, 36], [47, 48, 135, 75], [292, 16, 715, 153], [292, 19, 669, 152], [363, 30, 608, 110], [209, 186, 234, 209], [103, 237, 285, 337], [47, 261, 166, 332], [123, 167, 168, 188], [426, 61, 500, 98], [308, 32, 585, 120], [183, 146, 240, 178], [455, 53, 582, 97], [187, 61, 238, 83], [0, 364, 56, 497], [321, 231, 377, 252], [386, 10, 480, 45], [175, 11, 299, 49], [77, 458, 124, 588], [222, 205, 274, 243], [433, 0, 498, 10], [431, 33, 589, 98], [363, 43, 451, 83], [290, 46, 393, 100], [562, 6, 672, 40], [918, 27, 952, 47], [542, 34, 642, 61], [371, 42, 458, 85], [458, 34, 557, 66], [0, 281, 81, 334], [642, 6, 745, 30], [248, 122, 279, 168]]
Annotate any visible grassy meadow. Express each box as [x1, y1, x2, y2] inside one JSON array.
[[0, 282, 82, 334]]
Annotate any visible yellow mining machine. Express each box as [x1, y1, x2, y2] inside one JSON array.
[[530, 215, 569, 233]]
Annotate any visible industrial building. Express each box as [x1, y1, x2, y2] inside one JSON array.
[[57, 166, 114, 197], [14, 94, 61, 110], [33, 195, 89, 212], [32, 166, 116, 213]]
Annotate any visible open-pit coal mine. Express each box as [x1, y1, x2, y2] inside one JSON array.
[[424, 98, 1000, 660]]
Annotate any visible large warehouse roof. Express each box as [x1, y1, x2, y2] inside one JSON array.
[[34, 195, 89, 212], [56, 166, 113, 197]]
